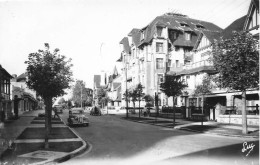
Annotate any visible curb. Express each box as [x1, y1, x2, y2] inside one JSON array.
[[24, 117, 90, 165], [176, 127, 259, 139], [122, 118, 259, 139]]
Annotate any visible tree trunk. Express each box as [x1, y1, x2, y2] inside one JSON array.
[[242, 91, 248, 134], [201, 95, 204, 126], [173, 97, 176, 128], [126, 99, 128, 118], [44, 97, 52, 149], [138, 100, 141, 118], [133, 102, 135, 114]]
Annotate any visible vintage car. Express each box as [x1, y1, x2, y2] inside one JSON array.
[[90, 106, 102, 116], [53, 105, 63, 114], [68, 108, 89, 127]]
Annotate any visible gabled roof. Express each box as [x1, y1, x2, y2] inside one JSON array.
[[94, 75, 101, 88], [129, 28, 141, 47], [17, 72, 27, 82], [193, 30, 221, 50], [244, 0, 259, 30], [221, 15, 247, 39], [116, 54, 123, 62], [115, 86, 122, 101], [203, 31, 221, 43], [112, 66, 118, 76], [128, 28, 140, 36], [138, 13, 222, 47], [119, 37, 130, 54], [0, 65, 13, 79], [112, 82, 121, 91]]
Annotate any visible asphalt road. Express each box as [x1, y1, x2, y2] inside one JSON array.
[[60, 109, 259, 165]]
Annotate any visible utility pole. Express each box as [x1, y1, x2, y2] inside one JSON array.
[[81, 84, 83, 108], [125, 55, 129, 118]]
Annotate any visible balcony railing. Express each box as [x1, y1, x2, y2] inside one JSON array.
[[183, 60, 213, 70]]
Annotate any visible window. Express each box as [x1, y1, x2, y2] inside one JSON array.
[[168, 59, 172, 67], [156, 42, 163, 53], [196, 23, 204, 29], [157, 27, 163, 37], [185, 32, 191, 40], [169, 31, 177, 40], [158, 74, 164, 83], [176, 60, 179, 67], [141, 31, 145, 40], [156, 58, 163, 69], [180, 22, 188, 27]]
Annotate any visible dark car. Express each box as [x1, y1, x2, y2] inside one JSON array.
[[53, 105, 63, 114], [90, 106, 101, 116], [67, 108, 89, 127]]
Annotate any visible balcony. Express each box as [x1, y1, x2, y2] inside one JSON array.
[[0, 93, 11, 101], [167, 60, 216, 76], [179, 60, 216, 75]]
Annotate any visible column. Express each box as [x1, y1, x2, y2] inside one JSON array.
[[226, 94, 234, 107]]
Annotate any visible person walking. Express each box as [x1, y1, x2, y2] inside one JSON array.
[[53, 107, 59, 118]]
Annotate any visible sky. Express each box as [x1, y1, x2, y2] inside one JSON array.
[[0, 0, 251, 90]]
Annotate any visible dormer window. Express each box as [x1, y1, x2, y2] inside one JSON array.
[[185, 32, 191, 41], [141, 31, 145, 41], [170, 31, 178, 40], [196, 23, 204, 29], [180, 21, 189, 27], [157, 27, 163, 37]]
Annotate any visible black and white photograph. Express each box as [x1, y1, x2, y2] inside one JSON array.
[[0, 0, 259, 164]]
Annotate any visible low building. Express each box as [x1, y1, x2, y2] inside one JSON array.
[[0, 65, 12, 122], [11, 73, 37, 117]]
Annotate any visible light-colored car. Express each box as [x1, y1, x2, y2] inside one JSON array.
[[68, 108, 89, 127]]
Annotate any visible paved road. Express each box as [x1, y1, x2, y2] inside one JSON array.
[[60, 110, 259, 165]]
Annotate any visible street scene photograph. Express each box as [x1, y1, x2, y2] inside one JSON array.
[[0, 0, 259, 164]]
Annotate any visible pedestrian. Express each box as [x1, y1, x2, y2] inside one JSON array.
[[53, 107, 59, 118]]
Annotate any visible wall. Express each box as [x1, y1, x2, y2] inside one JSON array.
[[217, 115, 259, 126]]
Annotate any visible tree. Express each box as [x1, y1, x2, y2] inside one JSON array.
[[160, 74, 188, 127], [193, 75, 213, 112], [25, 43, 73, 148], [143, 94, 154, 108], [57, 97, 66, 109], [135, 83, 145, 118], [72, 80, 93, 107], [212, 31, 259, 134], [67, 99, 72, 109], [97, 88, 109, 108], [128, 89, 138, 114], [123, 90, 129, 118], [193, 75, 213, 125]]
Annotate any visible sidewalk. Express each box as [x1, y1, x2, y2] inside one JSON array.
[[122, 114, 259, 138], [0, 109, 88, 165]]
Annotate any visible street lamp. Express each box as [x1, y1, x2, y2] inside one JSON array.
[[80, 84, 83, 108], [124, 54, 129, 118], [76, 79, 83, 108]]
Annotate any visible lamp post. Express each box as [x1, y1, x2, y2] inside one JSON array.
[[80, 84, 83, 108], [76, 79, 83, 108], [124, 54, 129, 118]]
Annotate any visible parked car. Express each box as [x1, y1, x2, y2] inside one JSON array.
[[90, 106, 102, 116], [67, 108, 89, 127], [53, 105, 63, 114]]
